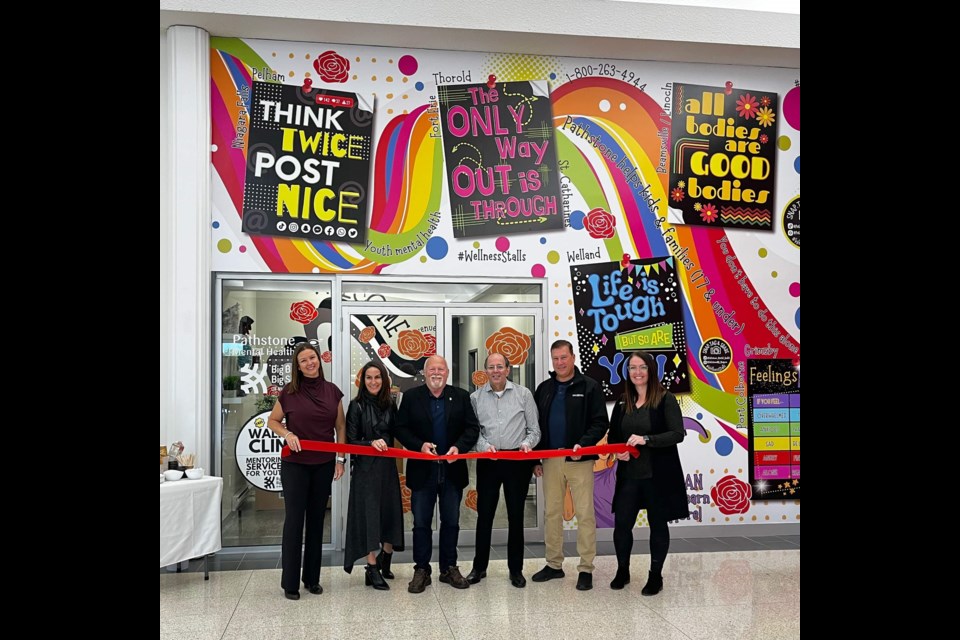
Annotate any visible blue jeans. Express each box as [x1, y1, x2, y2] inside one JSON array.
[[410, 463, 463, 572]]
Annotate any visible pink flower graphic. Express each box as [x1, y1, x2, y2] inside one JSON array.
[[735, 93, 759, 120], [377, 344, 392, 358], [670, 187, 686, 202], [700, 203, 718, 223]]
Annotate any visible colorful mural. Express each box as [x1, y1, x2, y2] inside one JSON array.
[[210, 38, 801, 527]]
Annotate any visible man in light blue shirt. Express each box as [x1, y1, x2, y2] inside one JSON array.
[[466, 352, 540, 588]]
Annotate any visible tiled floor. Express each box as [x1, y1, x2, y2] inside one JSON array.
[[160, 536, 799, 639]]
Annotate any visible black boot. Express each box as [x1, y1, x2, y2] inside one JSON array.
[[610, 566, 630, 590], [365, 563, 390, 590], [377, 549, 394, 579], [641, 570, 663, 596]]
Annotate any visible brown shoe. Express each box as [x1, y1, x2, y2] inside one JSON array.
[[438, 565, 470, 589], [407, 567, 431, 594]]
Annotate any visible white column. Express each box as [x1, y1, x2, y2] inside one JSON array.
[[162, 25, 211, 469]]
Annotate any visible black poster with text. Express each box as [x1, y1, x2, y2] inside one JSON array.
[[438, 80, 564, 238], [242, 83, 374, 244], [669, 83, 778, 230], [570, 257, 689, 400]]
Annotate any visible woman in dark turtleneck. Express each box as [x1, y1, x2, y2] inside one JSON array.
[[342, 361, 404, 589], [267, 342, 346, 600]]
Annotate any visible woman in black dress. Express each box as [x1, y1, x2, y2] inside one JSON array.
[[343, 361, 404, 589], [607, 351, 687, 595]]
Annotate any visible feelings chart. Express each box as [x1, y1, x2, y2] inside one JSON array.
[[746, 359, 800, 500]]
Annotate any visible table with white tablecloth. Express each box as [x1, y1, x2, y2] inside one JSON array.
[[160, 476, 222, 579]]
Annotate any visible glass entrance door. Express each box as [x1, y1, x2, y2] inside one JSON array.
[[341, 306, 443, 542], [216, 276, 337, 549], [340, 304, 543, 549], [448, 309, 543, 545]]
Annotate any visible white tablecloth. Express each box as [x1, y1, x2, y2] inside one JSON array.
[[160, 476, 223, 567]]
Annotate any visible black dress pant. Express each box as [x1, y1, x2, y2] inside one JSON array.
[[472, 458, 533, 573], [280, 460, 335, 591], [612, 477, 670, 569]]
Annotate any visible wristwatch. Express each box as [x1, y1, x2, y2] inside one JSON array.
[[336, 456, 346, 464]]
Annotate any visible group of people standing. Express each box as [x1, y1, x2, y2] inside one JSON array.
[[266, 340, 686, 601]]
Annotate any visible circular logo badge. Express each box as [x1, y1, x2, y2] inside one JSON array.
[[782, 196, 800, 248], [234, 412, 285, 491], [700, 337, 732, 373]]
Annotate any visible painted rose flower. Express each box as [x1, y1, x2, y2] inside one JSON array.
[[464, 489, 479, 511], [289, 301, 318, 324], [472, 370, 489, 387], [711, 475, 752, 515], [321, 351, 333, 363], [397, 329, 430, 359], [485, 326, 531, 365], [735, 93, 759, 120], [377, 343, 392, 358], [359, 326, 376, 343], [423, 333, 437, 357], [313, 50, 350, 83], [584, 207, 616, 239]]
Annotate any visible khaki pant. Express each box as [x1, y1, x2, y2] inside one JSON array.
[[542, 457, 596, 573]]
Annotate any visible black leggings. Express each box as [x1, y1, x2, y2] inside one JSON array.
[[612, 478, 670, 571]]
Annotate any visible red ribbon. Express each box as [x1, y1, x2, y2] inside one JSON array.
[[281, 440, 639, 461]]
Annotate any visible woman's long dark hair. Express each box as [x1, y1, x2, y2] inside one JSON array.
[[286, 342, 325, 394], [622, 351, 666, 413], [355, 361, 393, 410]]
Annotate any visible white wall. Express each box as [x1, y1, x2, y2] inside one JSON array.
[[160, 29, 171, 450], [162, 26, 211, 467], [160, 0, 799, 67]]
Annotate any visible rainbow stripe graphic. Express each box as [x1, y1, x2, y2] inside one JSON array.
[[209, 44, 799, 420]]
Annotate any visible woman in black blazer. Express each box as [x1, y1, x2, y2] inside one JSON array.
[[607, 351, 687, 595]]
